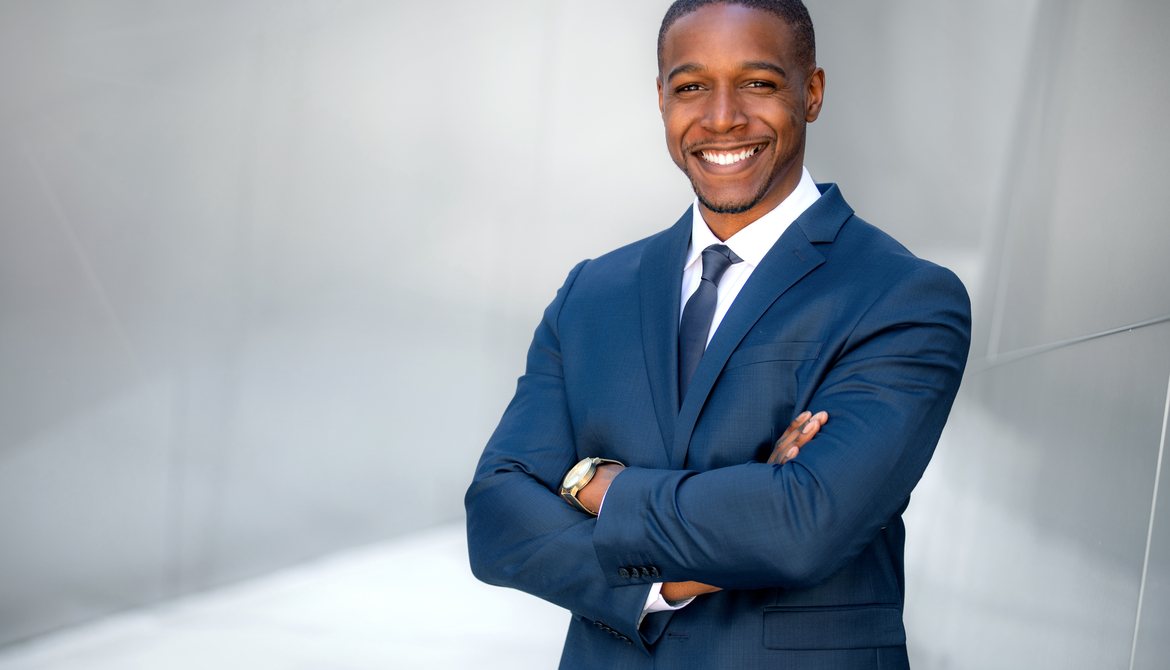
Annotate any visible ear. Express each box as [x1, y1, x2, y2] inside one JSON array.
[[805, 67, 825, 122], [656, 76, 665, 117]]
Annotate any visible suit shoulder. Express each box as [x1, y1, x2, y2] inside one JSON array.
[[565, 224, 678, 294], [584, 226, 671, 271], [835, 215, 915, 263], [832, 215, 968, 295]]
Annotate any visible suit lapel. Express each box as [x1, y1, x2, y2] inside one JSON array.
[[670, 184, 853, 468], [640, 208, 692, 466]]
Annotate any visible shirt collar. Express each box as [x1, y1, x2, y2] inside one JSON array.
[[684, 166, 822, 271]]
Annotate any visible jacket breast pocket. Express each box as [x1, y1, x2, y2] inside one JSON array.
[[693, 341, 824, 468], [726, 341, 822, 370], [762, 604, 906, 650]]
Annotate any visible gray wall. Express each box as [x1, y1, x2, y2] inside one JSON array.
[[1, 1, 1166, 666], [902, 1, 1170, 668], [0, 0, 686, 646]]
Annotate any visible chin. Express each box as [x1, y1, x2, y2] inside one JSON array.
[[696, 194, 761, 215], [683, 156, 781, 217], [693, 182, 772, 215]]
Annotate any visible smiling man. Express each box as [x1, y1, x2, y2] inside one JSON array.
[[465, 1, 971, 668]]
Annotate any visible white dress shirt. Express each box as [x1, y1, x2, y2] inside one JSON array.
[[634, 166, 822, 626]]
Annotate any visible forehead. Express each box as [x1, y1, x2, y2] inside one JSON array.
[[661, 4, 795, 73]]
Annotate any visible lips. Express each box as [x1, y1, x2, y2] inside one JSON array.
[[697, 143, 765, 166]]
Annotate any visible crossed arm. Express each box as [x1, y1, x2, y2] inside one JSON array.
[[576, 410, 829, 603]]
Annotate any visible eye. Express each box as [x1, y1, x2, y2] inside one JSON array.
[[743, 80, 776, 91], [675, 83, 704, 93]]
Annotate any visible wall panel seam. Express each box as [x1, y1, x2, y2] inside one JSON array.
[[969, 313, 1170, 373], [1129, 370, 1170, 670]]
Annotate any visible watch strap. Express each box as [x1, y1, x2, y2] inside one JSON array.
[[561, 489, 595, 514], [560, 457, 625, 516]]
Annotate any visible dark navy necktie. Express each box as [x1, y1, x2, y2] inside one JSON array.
[[679, 244, 742, 401]]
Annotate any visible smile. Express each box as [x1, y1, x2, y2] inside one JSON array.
[[698, 144, 764, 166]]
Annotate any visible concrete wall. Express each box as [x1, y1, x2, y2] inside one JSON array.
[[1, 1, 1165, 666]]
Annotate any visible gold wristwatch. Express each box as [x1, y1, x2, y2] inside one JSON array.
[[560, 457, 624, 515]]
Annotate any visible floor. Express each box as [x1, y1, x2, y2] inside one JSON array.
[[0, 523, 569, 669]]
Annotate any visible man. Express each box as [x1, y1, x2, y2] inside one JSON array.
[[465, 1, 971, 668]]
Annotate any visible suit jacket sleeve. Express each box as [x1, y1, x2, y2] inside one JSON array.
[[592, 263, 972, 591], [464, 260, 661, 651]]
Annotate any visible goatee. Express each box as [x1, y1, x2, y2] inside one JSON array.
[[682, 141, 800, 216]]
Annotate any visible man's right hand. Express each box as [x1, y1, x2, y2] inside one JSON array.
[[660, 580, 722, 602], [660, 411, 827, 602]]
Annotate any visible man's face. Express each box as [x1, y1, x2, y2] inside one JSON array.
[[658, 4, 823, 217]]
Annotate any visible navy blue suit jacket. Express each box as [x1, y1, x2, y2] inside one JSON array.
[[466, 185, 971, 669]]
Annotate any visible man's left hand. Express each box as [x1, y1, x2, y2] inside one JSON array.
[[768, 410, 828, 464]]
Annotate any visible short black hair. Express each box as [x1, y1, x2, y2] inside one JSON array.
[[657, 0, 816, 73]]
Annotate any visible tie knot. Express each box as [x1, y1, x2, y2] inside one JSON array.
[[699, 244, 742, 285]]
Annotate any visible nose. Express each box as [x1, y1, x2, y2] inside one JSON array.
[[701, 84, 748, 134]]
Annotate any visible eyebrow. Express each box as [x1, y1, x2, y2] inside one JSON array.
[[667, 62, 706, 81], [667, 60, 788, 82], [741, 61, 787, 79]]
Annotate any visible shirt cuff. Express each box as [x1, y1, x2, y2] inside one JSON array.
[[637, 582, 695, 628]]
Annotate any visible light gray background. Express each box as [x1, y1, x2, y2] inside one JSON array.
[[1, 1, 1166, 667]]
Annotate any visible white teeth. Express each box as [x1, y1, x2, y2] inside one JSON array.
[[702, 145, 761, 165]]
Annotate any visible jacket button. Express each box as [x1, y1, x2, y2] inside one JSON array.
[[649, 566, 660, 577], [618, 568, 630, 579], [593, 621, 604, 629], [640, 566, 651, 577]]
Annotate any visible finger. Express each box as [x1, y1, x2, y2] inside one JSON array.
[[770, 442, 803, 465], [801, 411, 828, 433], [768, 442, 797, 465], [776, 416, 810, 450], [789, 411, 811, 430], [777, 412, 811, 444], [791, 414, 827, 447], [792, 418, 820, 445]]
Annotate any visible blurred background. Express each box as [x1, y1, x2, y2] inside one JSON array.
[[0, 0, 1167, 668]]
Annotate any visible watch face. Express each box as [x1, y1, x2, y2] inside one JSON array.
[[562, 459, 593, 489]]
